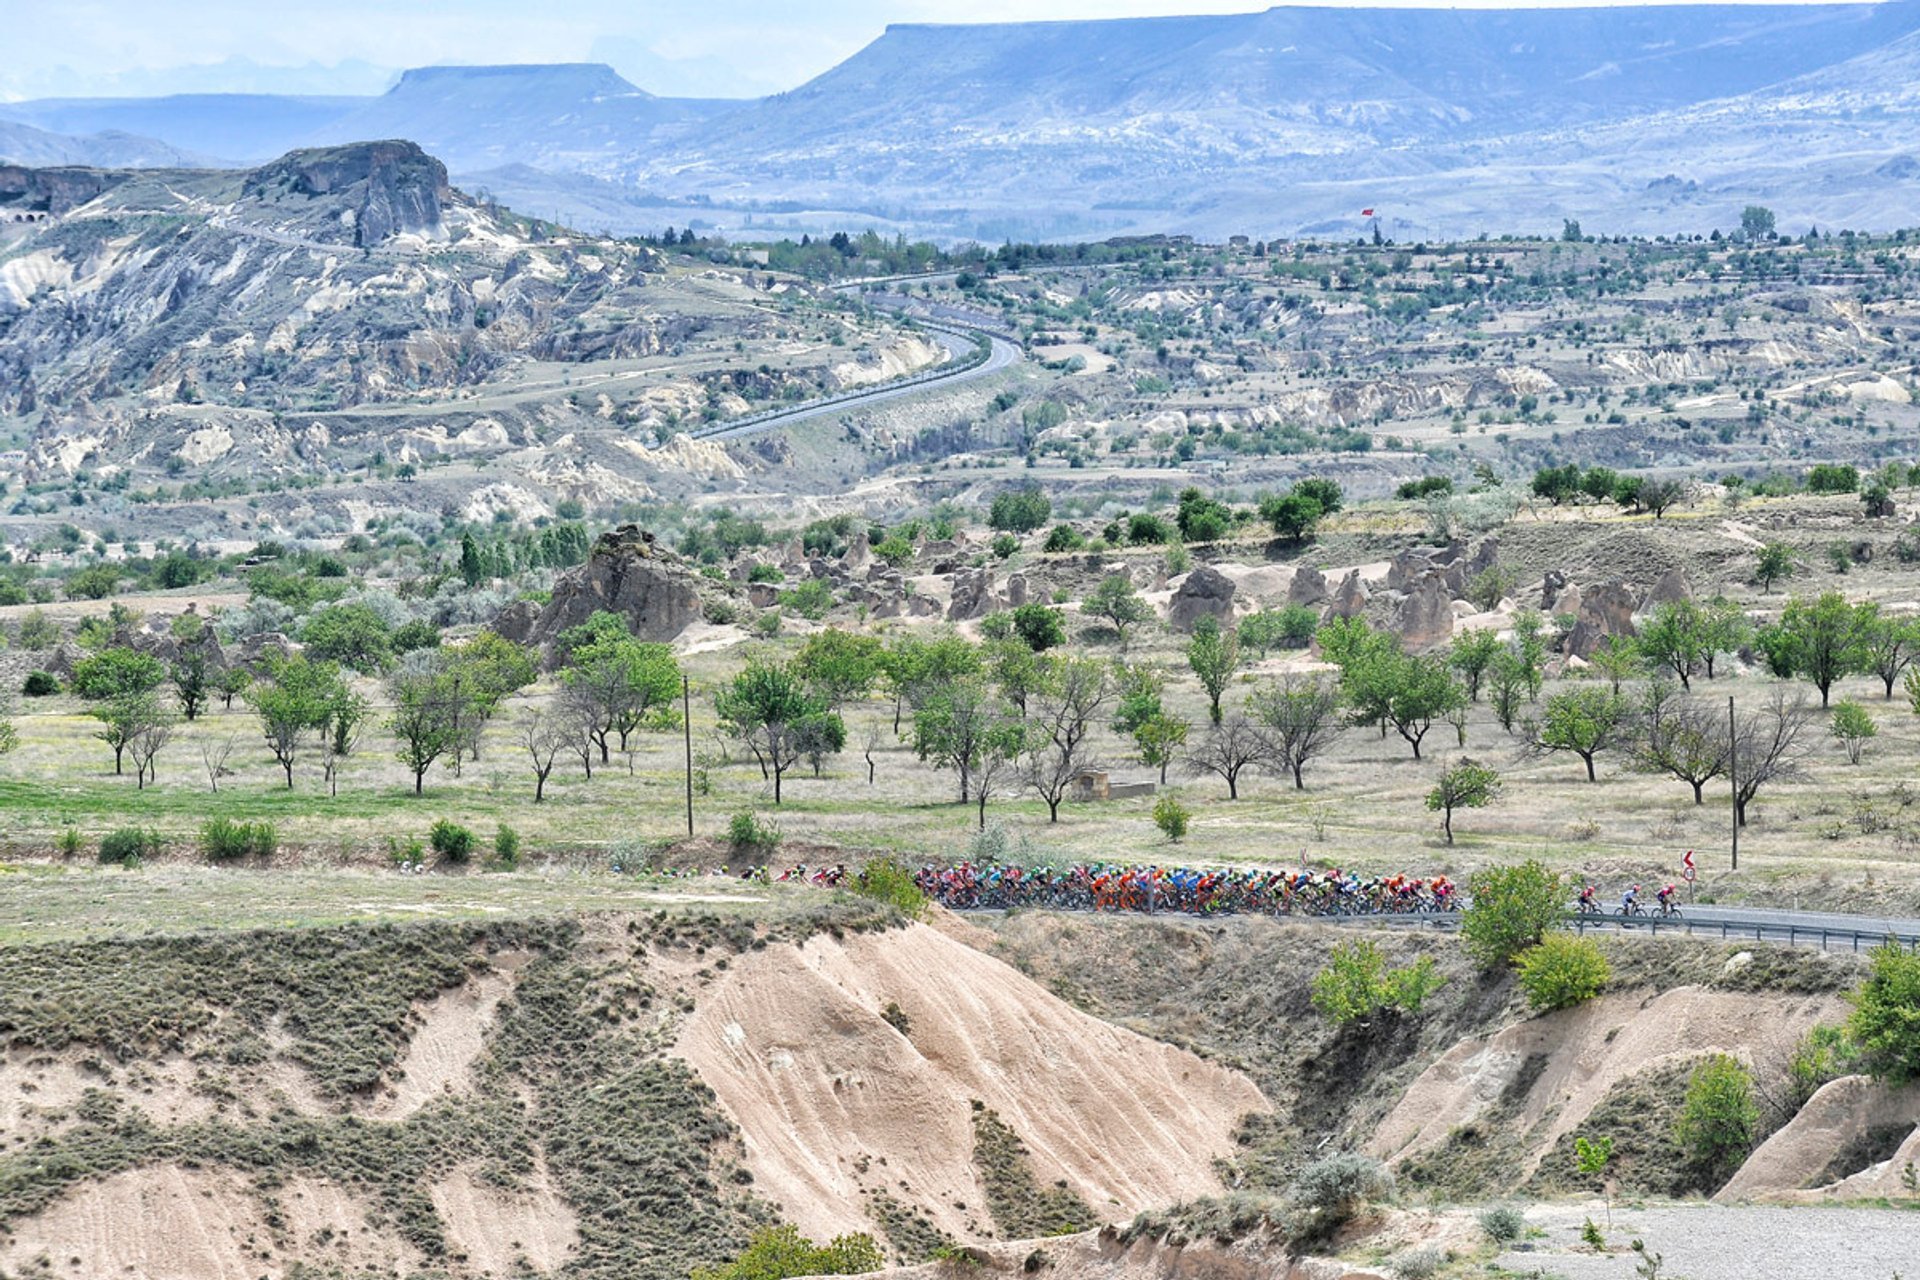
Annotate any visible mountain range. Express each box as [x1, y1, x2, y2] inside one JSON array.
[[6, 2, 1920, 240]]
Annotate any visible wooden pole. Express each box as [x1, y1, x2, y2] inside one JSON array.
[[1729, 694, 1739, 871], [683, 674, 694, 838]]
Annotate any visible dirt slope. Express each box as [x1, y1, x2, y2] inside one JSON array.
[[1722, 1074, 1920, 1201], [1369, 986, 1844, 1178], [676, 921, 1269, 1246]]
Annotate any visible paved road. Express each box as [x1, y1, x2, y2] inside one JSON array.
[[1570, 903, 1920, 950]]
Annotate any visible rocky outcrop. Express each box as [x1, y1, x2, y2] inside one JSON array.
[[947, 567, 1004, 622], [493, 524, 707, 662], [1168, 565, 1236, 632], [1564, 581, 1639, 658], [1647, 568, 1693, 606], [0, 165, 126, 216], [242, 141, 449, 246], [1287, 566, 1329, 607], [1393, 576, 1455, 651], [1326, 570, 1370, 620]]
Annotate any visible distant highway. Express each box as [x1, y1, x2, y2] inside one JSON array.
[[688, 273, 1025, 443]]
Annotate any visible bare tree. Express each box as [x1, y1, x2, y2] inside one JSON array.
[[128, 715, 175, 790], [1021, 657, 1112, 822], [322, 706, 363, 798], [520, 711, 573, 802], [1732, 690, 1815, 827], [862, 720, 883, 785], [1246, 676, 1344, 789], [200, 735, 236, 794], [1185, 716, 1271, 800], [559, 684, 600, 780], [1631, 680, 1731, 804]]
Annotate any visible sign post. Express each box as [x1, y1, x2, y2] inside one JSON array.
[[1683, 849, 1697, 903]]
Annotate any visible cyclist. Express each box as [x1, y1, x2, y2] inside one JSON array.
[[1577, 883, 1598, 913], [1620, 883, 1641, 914], [1656, 882, 1678, 915]]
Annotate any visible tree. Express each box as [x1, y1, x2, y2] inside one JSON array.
[[1632, 680, 1731, 804], [1247, 676, 1343, 789], [1175, 487, 1235, 542], [299, 602, 392, 674], [792, 629, 884, 709], [880, 631, 981, 734], [1740, 205, 1777, 240], [1576, 1134, 1616, 1228], [1756, 592, 1870, 706], [1186, 716, 1270, 800], [564, 628, 681, 764], [1731, 690, 1815, 826], [1261, 491, 1323, 542], [214, 666, 253, 711], [1674, 1054, 1758, 1187], [1700, 597, 1751, 679], [1022, 657, 1112, 821], [717, 659, 829, 804], [1860, 610, 1920, 699], [1516, 934, 1610, 1011], [1187, 616, 1241, 726], [988, 483, 1051, 533], [199, 735, 236, 794], [1133, 712, 1189, 784], [70, 647, 165, 701], [1847, 942, 1920, 1083], [910, 675, 1029, 805], [1636, 478, 1687, 519], [1293, 478, 1343, 515], [126, 710, 175, 790], [1487, 650, 1532, 734], [1530, 685, 1629, 781], [1459, 859, 1564, 969], [387, 659, 464, 795], [171, 651, 211, 721], [1084, 574, 1152, 645], [1426, 757, 1499, 844], [1239, 605, 1317, 656], [1311, 940, 1445, 1024], [693, 1224, 883, 1280], [440, 631, 537, 759], [1382, 654, 1466, 759], [1588, 635, 1641, 695], [1637, 601, 1707, 690], [1830, 699, 1876, 765], [1755, 541, 1795, 592], [1006, 602, 1067, 652], [91, 690, 165, 776], [1448, 629, 1503, 701], [248, 656, 348, 788]]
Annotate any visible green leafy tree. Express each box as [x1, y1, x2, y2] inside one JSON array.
[[717, 659, 834, 804], [1021, 656, 1112, 822], [1632, 679, 1731, 804], [879, 631, 981, 734], [1740, 205, 1776, 240], [387, 659, 464, 794], [91, 690, 166, 776], [248, 655, 350, 788], [693, 1224, 884, 1280], [170, 650, 210, 721], [1448, 629, 1504, 701], [1381, 654, 1466, 759], [1756, 592, 1870, 706], [1134, 712, 1189, 784], [1860, 610, 1920, 699], [1588, 635, 1641, 694], [1007, 602, 1067, 652], [1674, 1054, 1758, 1188], [1530, 685, 1629, 781], [1637, 601, 1707, 690], [1830, 699, 1877, 764], [1426, 757, 1499, 844], [1175, 487, 1236, 542], [1755, 541, 1795, 592], [563, 625, 681, 764], [988, 483, 1052, 533], [1460, 859, 1565, 969], [70, 647, 166, 701], [1848, 942, 1920, 1083], [299, 602, 393, 674], [912, 674, 1024, 810], [1239, 604, 1317, 655], [1293, 478, 1344, 515], [1261, 491, 1323, 542], [1246, 675, 1343, 789], [1516, 933, 1611, 1010], [1700, 597, 1751, 679], [793, 628, 885, 709], [1186, 616, 1241, 725], [1084, 574, 1153, 645], [1576, 1135, 1615, 1227]]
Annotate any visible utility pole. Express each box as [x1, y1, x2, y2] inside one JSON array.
[[683, 674, 694, 838], [1728, 695, 1739, 871]]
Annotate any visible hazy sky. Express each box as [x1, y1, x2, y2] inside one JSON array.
[[2, 0, 1867, 100]]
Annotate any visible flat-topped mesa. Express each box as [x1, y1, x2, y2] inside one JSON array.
[[240, 140, 450, 246]]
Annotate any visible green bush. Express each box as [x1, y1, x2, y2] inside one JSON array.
[[1152, 795, 1191, 842], [21, 670, 60, 697], [57, 827, 82, 858], [990, 532, 1021, 559], [1673, 1053, 1758, 1186], [1847, 942, 1920, 1083], [98, 827, 161, 867], [1515, 933, 1611, 1011], [1478, 1205, 1524, 1242], [428, 819, 475, 863], [854, 856, 928, 920], [693, 1224, 884, 1280], [1043, 524, 1085, 553], [200, 818, 277, 861], [1310, 939, 1446, 1024], [777, 578, 835, 620], [1461, 859, 1567, 970], [727, 810, 782, 854], [493, 823, 521, 868], [1287, 1152, 1393, 1234]]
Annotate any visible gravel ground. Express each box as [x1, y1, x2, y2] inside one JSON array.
[[1494, 1203, 1920, 1279]]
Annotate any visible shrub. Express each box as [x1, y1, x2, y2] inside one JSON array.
[[494, 823, 521, 868], [200, 818, 277, 861], [988, 484, 1052, 534], [1478, 1205, 1525, 1243], [990, 532, 1021, 559], [1673, 1053, 1758, 1186], [1783, 1025, 1859, 1114], [1515, 933, 1611, 1011], [98, 827, 161, 867], [1848, 942, 1920, 1083], [1311, 939, 1446, 1023], [1287, 1153, 1392, 1233], [727, 810, 782, 854], [1008, 603, 1067, 652], [57, 827, 82, 858], [21, 670, 60, 697], [1043, 524, 1084, 553], [1392, 1247, 1443, 1279], [854, 856, 928, 920], [428, 819, 475, 863], [1152, 795, 1191, 842], [1461, 859, 1567, 970], [693, 1224, 884, 1280], [386, 835, 426, 866]]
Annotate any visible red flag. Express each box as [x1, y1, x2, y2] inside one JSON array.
[[1360, 208, 1375, 217]]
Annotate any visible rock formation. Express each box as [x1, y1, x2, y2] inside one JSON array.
[[1168, 565, 1237, 632], [493, 524, 708, 663]]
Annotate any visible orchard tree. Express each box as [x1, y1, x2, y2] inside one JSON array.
[[717, 659, 834, 804], [1631, 679, 1731, 804], [988, 483, 1051, 533], [1755, 592, 1870, 706], [1084, 574, 1153, 645], [1755, 542, 1795, 592], [248, 655, 350, 788], [1022, 657, 1112, 822], [1731, 690, 1815, 826], [1187, 616, 1241, 725], [1860, 610, 1920, 699], [1427, 758, 1500, 844], [1448, 629, 1503, 702], [388, 658, 464, 794], [1830, 700, 1876, 765], [1529, 685, 1629, 782], [1246, 675, 1343, 789], [793, 628, 885, 709], [911, 674, 1024, 807], [1186, 716, 1270, 800], [1133, 711, 1189, 784], [880, 631, 981, 733], [1637, 601, 1707, 690]]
